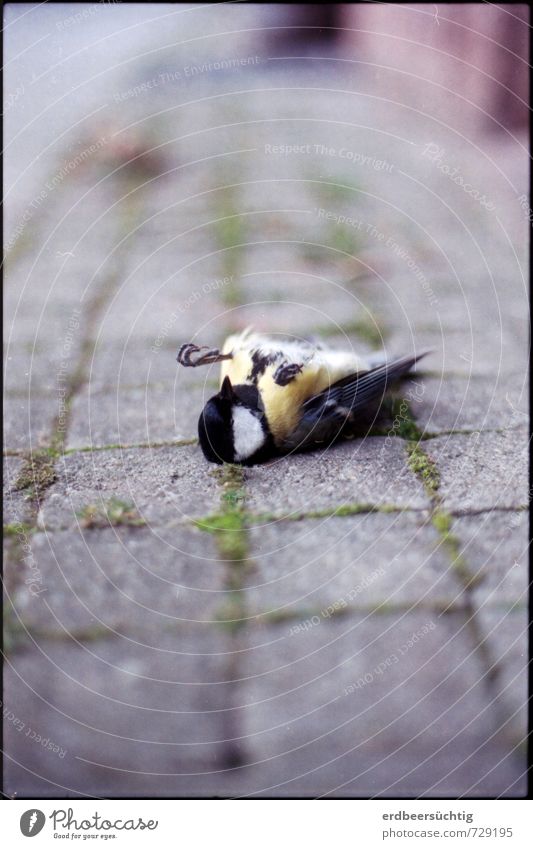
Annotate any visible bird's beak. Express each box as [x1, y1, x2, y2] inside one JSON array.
[[220, 375, 234, 401]]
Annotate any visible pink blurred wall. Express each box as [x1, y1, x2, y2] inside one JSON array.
[[337, 4, 529, 131]]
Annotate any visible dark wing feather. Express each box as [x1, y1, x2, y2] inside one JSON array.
[[307, 350, 430, 412], [281, 350, 431, 452]]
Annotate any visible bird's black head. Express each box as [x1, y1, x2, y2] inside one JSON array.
[[198, 376, 273, 464]]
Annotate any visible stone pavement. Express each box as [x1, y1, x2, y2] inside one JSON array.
[[3, 6, 529, 798]]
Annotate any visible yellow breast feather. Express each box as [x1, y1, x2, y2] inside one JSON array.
[[255, 362, 331, 442], [219, 330, 255, 386], [257, 352, 368, 443], [218, 330, 369, 443]]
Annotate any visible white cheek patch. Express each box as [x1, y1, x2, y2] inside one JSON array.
[[232, 406, 265, 461]]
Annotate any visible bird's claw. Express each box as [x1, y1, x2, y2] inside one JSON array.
[[177, 343, 233, 367]]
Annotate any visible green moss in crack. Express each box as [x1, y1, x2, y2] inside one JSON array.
[[312, 178, 361, 205], [195, 510, 248, 561], [383, 397, 423, 441], [432, 511, 453, 536], [66, 437, 198, 455], [214, 593, 247, 634], [407, 442, 440, 496], [245, 502, 402, 526], [77, 498, 145, 530], [432, 510, 483, 590], [299, 502, 386, 520], [210, 463, 245, 489], [3, 522, 35, 538], [327, 224, 361, 257], [14, 449, 59, 502], [197, 465, 248, 561], [212, 185, 246, 296]]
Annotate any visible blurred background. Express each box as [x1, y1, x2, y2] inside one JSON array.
[[3, 4, 529, 798]]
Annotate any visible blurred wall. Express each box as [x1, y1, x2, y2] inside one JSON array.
[[337, 3, 529, 131]]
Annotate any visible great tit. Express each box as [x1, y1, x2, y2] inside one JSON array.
[[177, 329, 430, 465]]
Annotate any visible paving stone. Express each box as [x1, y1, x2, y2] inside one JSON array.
[[4, 305, 86, 376], [91, 223, 228, 345], [388, 324, 528, 378], [474, 609, 528, 741], [245, 512, 460, 618], [4, 610, 525, 799], [228, 273, 379, 337], [40, 445, 221, 529], [7, 525, 228, 640], [3, 394, 59, 452], [4, 345, 75, 397], [4, 183, 129, 379], [238, 612, 525, 797], [244, 439, 430, 515], [3, 456, 30, 525], [80, 339, 221, 393], [408, 374, 528, 435], [428, 430, 529, 512], [4, 175, 123, 297], [66, 381, 208, 449], [3, 11, 529, 801], [2, 632, 237, 798], [452, 512, 529, 607]]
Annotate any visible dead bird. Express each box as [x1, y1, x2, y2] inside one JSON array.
[[177, 329, 430, 464]]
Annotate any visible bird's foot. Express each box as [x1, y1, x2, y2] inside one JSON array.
[[177, 343, 233, 367]]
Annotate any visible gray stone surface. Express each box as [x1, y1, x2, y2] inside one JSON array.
[[429, 430, 529, 512], [3, 632, 236, 798], [238, 612, 524, 797], [389, 324, 529, 379], [3, 612, 525, 799], [3, 5, 528, 799], [8, 526, 227, 639], [4, 346, 72, 397], [411, 374, 528, 434], [473, 609, 528, 738], [40, 445, 221, 529], [3, 455, 29, 525], [80, 339, 220, 393], [3, 394, 59, 452], [453, 512, 529, 607], [245, 439, 430, 515], [246, 512, 460, 618], [67, 382, 205, 449]]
